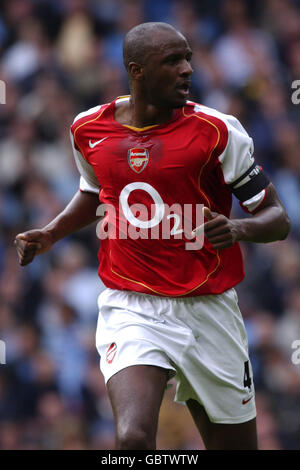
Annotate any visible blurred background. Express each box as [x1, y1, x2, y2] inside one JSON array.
[[0, 0, 300, 450]]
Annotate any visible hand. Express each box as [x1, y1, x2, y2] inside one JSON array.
[[14, 230, 54, 266], [192, 207, 239, 250]]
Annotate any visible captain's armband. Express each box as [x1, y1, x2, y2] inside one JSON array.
[[228, 163, 270, 213]]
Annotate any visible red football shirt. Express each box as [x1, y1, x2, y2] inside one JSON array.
[[70, 96, 265, 297]]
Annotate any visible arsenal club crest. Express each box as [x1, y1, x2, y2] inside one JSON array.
[[128, 148, 149, 173]]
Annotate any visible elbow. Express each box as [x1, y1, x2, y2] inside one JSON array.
[[279, 210, 291, 240]]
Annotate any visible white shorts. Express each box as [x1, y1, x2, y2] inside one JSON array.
[[95, 288, 256, 424]]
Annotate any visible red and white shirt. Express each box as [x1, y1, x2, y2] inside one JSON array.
[[70, 96, 268, 297]]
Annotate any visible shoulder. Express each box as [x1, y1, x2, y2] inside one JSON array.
[[184, 101, 248, 138], [70, 102, 110, 134]]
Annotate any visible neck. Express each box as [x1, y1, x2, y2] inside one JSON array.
[[115, 93, 174, 128]]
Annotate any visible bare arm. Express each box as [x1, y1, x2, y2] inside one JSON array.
[[42, 190, 100, 243], [15, 190, 100, 266], [195, 183, 291, 250]]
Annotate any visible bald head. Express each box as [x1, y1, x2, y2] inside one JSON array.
[[123, 22, 184, 72]]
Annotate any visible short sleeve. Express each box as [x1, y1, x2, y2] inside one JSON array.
[[218, 115, 255, 187], [218, 115, 269, 212], [70, 130, 100, 195]]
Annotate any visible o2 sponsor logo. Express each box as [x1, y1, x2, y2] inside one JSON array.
[[96, 182, 204, 251]]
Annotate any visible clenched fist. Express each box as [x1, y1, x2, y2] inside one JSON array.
[[192, 207, 240, 250], [14, 230, 54, 266]]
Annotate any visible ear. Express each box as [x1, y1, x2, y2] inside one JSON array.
[[128, 62, 144, 81]]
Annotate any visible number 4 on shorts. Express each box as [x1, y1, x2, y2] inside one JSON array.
[[243, 360, 252, 389]]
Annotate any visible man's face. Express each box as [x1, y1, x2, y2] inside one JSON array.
[[140, 31, 193, 109]]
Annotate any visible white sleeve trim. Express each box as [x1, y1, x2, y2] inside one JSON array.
[[217, 115, 254, 186], [79, 176, 99, 194], [72, 105, 102, 124], [241, 189, 266, 212], [70, 131, 100, 192], [193, 104, 255, 186]]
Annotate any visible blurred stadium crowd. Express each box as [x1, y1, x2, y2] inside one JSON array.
[[0, 0, 300, 450]]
